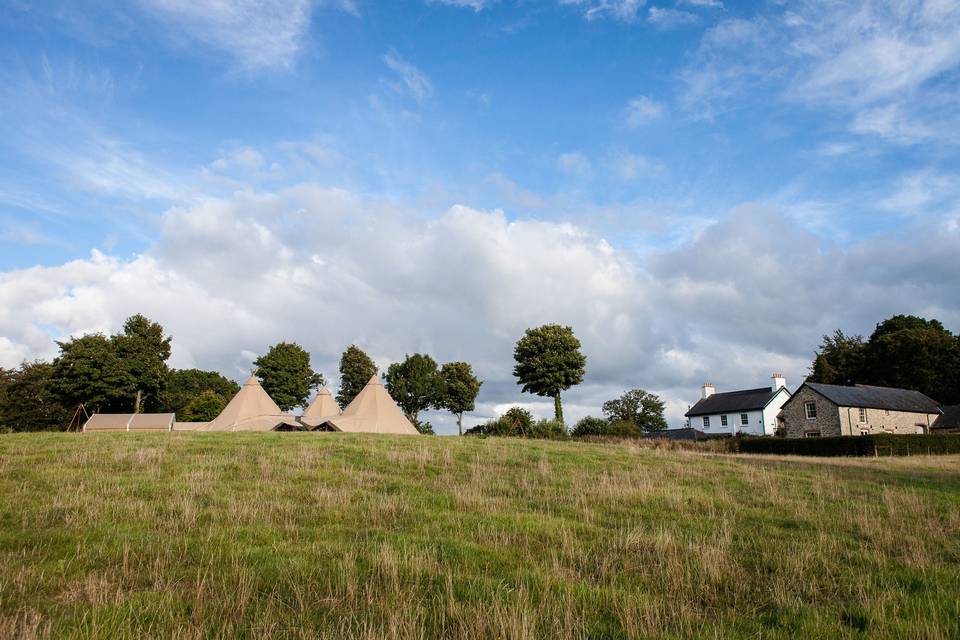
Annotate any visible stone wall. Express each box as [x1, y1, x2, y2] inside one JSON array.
[[779, 386, 841, 438], [838, 406, 939, 435]]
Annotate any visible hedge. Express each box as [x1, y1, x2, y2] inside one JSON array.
[[732, 433, 960, 457]]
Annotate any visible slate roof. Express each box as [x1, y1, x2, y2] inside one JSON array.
[[685, 387, 782, 417], [933, 405, 960, 431], [805, 383, 940, 413]]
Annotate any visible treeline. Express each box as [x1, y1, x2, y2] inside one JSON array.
[[809, 315, 960, 404]]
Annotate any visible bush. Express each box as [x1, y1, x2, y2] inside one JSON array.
[[732, 433, 960, 457], [571, 416, 642, 439], [465, 408, 566, 439]]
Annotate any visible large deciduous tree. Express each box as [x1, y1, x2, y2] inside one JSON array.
[[437, 361, 482, 436], [808, 315, 960, 404], [253, 342, 323, 411], [112, 314, 172, 413], [512, 324, 586, 424], [179, 390, 228, 422], [161, 369, 240, 415], [601, 389, 667, 432], [0, 361, 71, 431], [384, 353, 442, 427], [337, 345, 377, 408], [52, 333, 135, 412]]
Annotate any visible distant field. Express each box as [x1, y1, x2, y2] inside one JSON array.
[[1, 434, 958, 639]]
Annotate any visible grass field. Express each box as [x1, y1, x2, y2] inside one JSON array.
[[1, 434, 958, 639]]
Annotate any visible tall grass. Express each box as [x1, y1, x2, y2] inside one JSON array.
[[0, 433, 958, 639]]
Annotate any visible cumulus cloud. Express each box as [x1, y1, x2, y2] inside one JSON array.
[[1, 185, 958, 432]]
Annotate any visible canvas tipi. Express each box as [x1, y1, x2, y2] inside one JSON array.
[[201, 376, 300, 431], [319, 375, 419, 435], [299, 388, 341, 429]]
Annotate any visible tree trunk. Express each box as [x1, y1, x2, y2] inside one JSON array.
[[554, 391, 563, 424], [134, 389, 142, 414], [457, 412, 463, 436]]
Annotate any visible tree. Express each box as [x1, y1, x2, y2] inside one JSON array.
[[602, 389, 667, 432], [179, 390, 227, 422], [862, 315, 959, 404], [0, 361, 71, 431], [52, 333, 135, 412], [337, 345, 377, 408], [161, 369, 240, 415], [436, 361, 482, 436], [253, 342, 323, 411], [808, 330, 866, 385], [112, 314, 172, 412], [571, 416, 642, 438], [512, 324, 586, 424], [384, 353, 441, 425]]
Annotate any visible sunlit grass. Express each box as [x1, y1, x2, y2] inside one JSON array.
[[1, 433, 958, 639]]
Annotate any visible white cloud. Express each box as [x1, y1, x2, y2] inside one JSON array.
[[680, 0, 960, 140], [678, 0, 722, 7], [138, 0, 315, 70], [624, 95, 664, 127], [2, 186, 958, 431], [210, 147, 266, 172], [559, 0, 647, 22], [383, 51, 434, 103], [647, 7, 698, 30], [426, 0, 496, 10], [557, 152, 592, 176]]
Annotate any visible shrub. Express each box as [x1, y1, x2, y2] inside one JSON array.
[[733, 433, 960, 457], [571, 416, 642, 439], [465, 408, 565, 439]]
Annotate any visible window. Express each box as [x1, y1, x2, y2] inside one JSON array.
[[858, 407, 867, 423], [720, 415, 728, 427], [703, 416, 710, 428], [860, 428, 870, 436], [804, 430, 821, 438], [804, 402, 817, 420], [740, 413, 749, 426]]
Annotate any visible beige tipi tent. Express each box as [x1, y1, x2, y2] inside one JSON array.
[[319, 375, 419, 435], [201, 376, 300, 432], [299, 388, 341, 429]]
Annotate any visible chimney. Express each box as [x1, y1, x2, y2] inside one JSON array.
[[702, 383, 714, 399], [772, 373, 786, 390]]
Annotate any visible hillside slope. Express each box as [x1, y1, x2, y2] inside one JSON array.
[[1, 434, 958, 639]]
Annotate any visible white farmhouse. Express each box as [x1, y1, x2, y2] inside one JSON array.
[[684, 374, 791, 436]]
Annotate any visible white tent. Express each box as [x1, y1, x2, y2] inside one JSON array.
[[84, 413, 174, 432], [201, 376, 300, 432], [299, 388, 341, 429], [318, 375, 419, 435]]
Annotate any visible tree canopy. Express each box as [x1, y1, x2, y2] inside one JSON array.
[[52, 333, 135, 412], [808, 315, 960, 404], [437, 361, 482, 436], [512, 324, 586, 423], [161, 369, 240, 415], [253, 342, 323, 411], [384, 353, 442, 425], [112, 314, 172, 412], [179, 390, 228, 422], [337, 345, 377, 408], [0, 361, 71, 432], [601, 389, 667, 432]]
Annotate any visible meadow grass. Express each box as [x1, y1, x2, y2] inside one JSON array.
[[0, 433, 958, 639]]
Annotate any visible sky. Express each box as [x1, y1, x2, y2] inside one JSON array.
[[1, 0, 959, 433]]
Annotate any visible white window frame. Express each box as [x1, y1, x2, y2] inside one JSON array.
[[859, 428, 870, 436], [804, 430, 821, 438], [702, 416, 710, 428], [858, 407, 867, 424], [740, 413, 749, 426], [804, 402, 817, 420], [720, 415, 728, 427]]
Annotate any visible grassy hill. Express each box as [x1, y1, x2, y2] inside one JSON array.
[[1, 434, 958, 639]]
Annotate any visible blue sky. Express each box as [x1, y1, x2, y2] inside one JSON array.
[[1, 0, 959, 430]]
